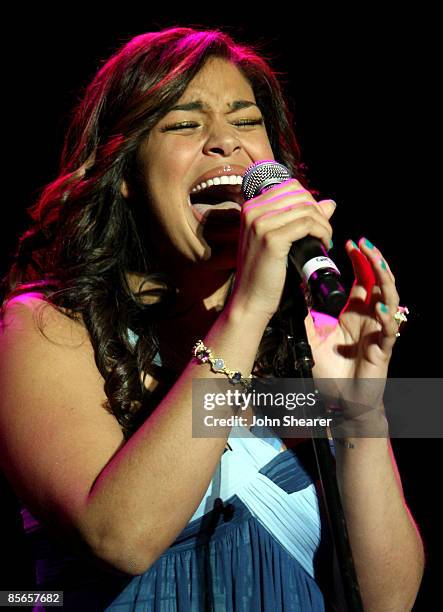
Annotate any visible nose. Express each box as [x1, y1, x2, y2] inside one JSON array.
[[202, 122, 241, 157]]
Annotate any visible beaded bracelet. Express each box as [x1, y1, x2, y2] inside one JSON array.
[[192, 340, 253, 390]]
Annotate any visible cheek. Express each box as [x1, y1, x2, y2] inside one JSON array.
[[143, 134, 188, 181], [250, 133, 275, 161], [153, 144, 194, 191], [142, 149, 184, 201], [264, 145, 275, 160], [143, 163, 189, 231], [262, 132, 275, 159]]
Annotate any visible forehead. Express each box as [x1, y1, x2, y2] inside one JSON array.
[[178, 57, 256, 105]]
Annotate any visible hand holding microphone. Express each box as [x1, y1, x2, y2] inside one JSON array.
[[242, 160, 347, 316], [228, 160, 345, 321]]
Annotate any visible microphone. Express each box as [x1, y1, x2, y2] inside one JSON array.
[[242, 160, 347, 317]]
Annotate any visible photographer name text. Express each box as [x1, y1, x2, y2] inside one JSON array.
[[203, 414, 332, 427]]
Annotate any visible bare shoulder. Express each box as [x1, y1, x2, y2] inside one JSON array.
[[0, 292, 125, 544], [0, 292, 106, 400], [2, 291, 89, 345]]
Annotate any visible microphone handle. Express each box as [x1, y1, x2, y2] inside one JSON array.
[[258, 184, 347, 317], [288, 237, 347, 317]]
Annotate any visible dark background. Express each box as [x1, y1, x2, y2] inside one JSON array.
[[1, 6, 439, 609]]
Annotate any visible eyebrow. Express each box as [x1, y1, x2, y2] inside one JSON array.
[[168, 100, 259, 113]]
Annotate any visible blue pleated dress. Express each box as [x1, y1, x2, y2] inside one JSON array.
[[20, 335, 333, 611]]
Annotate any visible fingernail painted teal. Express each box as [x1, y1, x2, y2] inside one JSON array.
[[351, 240, 358, 249], [364, 238, 374, 249], [380, 303, 389, 313], [329, 239, 333, 250], [380, 259, 387, 270]]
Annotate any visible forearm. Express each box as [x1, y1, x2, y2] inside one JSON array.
[[83, 304, 269, 574], [335, 429, 424, 611]]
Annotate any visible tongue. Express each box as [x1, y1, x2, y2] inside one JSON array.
[[193, 201, 242, 217]]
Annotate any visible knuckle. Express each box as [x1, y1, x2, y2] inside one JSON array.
[[307, 202, 324, 219], [251, 216, 265, 236], [262, 228, 277, 250], [305, 216, 315, 232], [261, 231, 272, 250]]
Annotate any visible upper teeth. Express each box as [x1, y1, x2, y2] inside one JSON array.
[[191, 175, 243, 193]]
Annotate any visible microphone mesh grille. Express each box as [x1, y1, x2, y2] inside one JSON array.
[[242, 160, 291, 200]]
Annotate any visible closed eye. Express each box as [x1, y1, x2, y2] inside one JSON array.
[[232, 118, 264, 127], [160, 121, 200, 132], [160, 118, 264, 132]]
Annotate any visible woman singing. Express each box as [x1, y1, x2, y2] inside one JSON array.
[[0, 27, 424, 610]]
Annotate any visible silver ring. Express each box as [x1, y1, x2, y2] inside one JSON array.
[[394, 306, 409, 337]]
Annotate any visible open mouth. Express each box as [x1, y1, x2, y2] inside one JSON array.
[[188, 177, 245, 222]]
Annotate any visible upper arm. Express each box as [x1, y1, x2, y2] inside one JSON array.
[[0, 294, 126, 551]]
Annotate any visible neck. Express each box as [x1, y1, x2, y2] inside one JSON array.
[[150, 268, 235, 374]]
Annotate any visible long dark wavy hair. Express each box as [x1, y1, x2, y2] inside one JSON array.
[[1, 27, 307, 439]]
